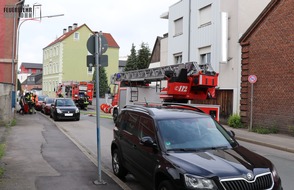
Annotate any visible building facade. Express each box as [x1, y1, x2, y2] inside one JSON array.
[[239, 0, 294, 132], [42, 23, 119, 97], [18, 62, 42, 83], [162, 0, 270, 121], [21, 72, 42, 93], [0, 0, 24, 124]]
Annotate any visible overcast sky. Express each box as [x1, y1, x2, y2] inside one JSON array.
[[17, 0, 179, 67]]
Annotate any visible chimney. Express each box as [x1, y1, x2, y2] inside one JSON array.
[[63, 28, 67, 34], [73, 23, 78, 29], [68, 26, 72, 31]]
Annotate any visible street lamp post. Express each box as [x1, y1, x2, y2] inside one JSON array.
[[11, 0, 24, 112], [15, 14, 64, 95], [12, 0, 24, 85], [16, 14, 65, 61]]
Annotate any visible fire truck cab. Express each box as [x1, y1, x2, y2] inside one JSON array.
[[56, 81, 94, 110]]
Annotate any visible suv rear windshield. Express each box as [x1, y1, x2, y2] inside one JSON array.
[[157, 117, 236, 151]]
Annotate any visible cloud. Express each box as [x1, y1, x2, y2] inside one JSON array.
[[18, 0, 178, 65]]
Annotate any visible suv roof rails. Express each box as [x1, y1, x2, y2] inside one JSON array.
[[161, 102, 205, 113], [125, 103, 205, 115], [123, 105, 155, 116]]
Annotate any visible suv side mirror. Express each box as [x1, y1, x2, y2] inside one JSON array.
[[228, 130, 235, 138], [140, 136, 156, 147]]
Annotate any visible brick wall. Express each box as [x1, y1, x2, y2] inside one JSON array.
[[240, 0, 294, 133]]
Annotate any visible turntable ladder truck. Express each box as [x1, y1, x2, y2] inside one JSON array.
[[101, 62, 220, 122]]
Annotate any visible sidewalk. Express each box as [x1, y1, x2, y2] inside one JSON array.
[[223, 125, 294, 154], [0, 114, 125, 190]]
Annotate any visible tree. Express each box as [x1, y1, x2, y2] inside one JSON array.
[[92, 66, 108, 97], [137, 42, 151, 70], [124, 43, 137, 71], [124, 43, 151, 71]]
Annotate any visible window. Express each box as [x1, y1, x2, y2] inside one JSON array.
[[199, 46, 211, 64], [200, 53, 211, 64], [199, 4, 212, 27], [139, 117, 155, 139], [174, 17, 183, 36], [28, 77, 35, 82], [74, 32, 79, 40], [120, 112, 140, 136], [28, 69, 32, 73], [174, 53, 182, 64]]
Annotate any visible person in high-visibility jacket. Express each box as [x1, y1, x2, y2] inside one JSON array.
[[25, 92, 33, 114], [31, 93, 37, 114]]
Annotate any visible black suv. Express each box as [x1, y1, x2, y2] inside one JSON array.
[[111, 103, 283, 190]]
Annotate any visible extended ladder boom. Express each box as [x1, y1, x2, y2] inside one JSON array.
[[111, 62, 216, 84]]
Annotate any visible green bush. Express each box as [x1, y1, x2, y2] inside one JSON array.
[[252, 126, 279, 134], [288, 125, 294, 136], [0, 143, 5, 158], [227, 114, 243, 128], [0, 143, 5, 178]]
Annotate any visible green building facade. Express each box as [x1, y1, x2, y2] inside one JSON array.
[[42, 23, 119, 97]]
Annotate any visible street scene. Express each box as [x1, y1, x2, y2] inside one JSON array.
[[0, 99, 294, 190], [1, 0, 293, 190]]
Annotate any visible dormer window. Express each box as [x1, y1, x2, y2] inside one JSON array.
[[28, 77, 35, 82]]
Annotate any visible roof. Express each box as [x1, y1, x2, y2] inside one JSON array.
[[239, 0, 280, 43], [22, 72, 43, 85], [20, 62, 43, 69], [103, 33, 120, 48], [44, 23, 119, 49], [150, 36, 164, 63], [122, 104, 208, 120]]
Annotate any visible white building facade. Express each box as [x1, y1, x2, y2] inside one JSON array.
[[163, 0, 270, 115]]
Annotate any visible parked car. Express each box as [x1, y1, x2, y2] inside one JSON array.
[[42, 97, 55, 115], [111, 103, 283, 190], [35, 95, 48, 111], [50, 98, 80, 121]]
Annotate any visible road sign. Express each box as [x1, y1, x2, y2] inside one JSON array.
[[87, 35, 96, 55], [86, 55, 95, 67], [87, 34, 108, 55], [248, 75, 257, 84]]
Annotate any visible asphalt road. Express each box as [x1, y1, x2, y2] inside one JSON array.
[[238, 140, 294, 190]]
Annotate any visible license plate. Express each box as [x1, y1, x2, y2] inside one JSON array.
[[64, 113, 73, 116]]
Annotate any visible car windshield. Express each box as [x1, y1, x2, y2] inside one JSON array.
[[46, 98, 54, 104], [38, 96, 47, 101], [157, 117, 237, 151], [57, 99, 75, 106]]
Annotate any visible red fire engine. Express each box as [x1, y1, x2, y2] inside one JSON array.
[[100, 62, 220, 122], [56, 81, 94, 109]]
